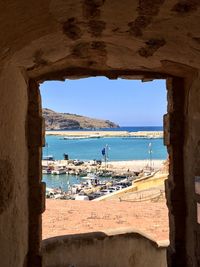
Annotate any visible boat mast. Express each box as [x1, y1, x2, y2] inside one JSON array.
[[148, 142, 153, 171], [46, 142, 49, 166], [105, 144, 109, 169]]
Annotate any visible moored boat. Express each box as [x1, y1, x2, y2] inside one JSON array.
[[51, 168, 66, 175], [42, 168, 51, 174], [81, 173, 99, 186], [43, 155, 54, 161]]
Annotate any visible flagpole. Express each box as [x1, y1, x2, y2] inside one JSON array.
[[105, 144, 108, 169], [106, 144, 108, 169], [102, 145, 109, 170]]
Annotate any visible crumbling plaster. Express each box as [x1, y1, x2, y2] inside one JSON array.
[[0, 64, 29, 267], [182, 74, 200, 266], [42, 230, 168, 267], [0, 0, 199, 79]]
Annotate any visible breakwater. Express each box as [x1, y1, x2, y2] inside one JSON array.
[[46, 130, 163, 139]]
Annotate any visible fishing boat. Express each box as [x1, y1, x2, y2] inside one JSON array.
[[51, 168, 66, 175], [43, 155, 54, 161], [81, 173, 99, 186], [75, 195, 89, 201], [97, 170, 113, 177], [63, 136, 87, 140], [46, 187, 66, 199], [42, 168, 51, 174]]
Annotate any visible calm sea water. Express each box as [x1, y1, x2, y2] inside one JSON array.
[[43, 127, 166, 161], [43, 127, 167, 190], [49, 126, 163, 132]]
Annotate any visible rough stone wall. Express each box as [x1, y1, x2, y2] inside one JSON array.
[[0, 64, 29, 267], [163, 74, 200, 267], [27, 80, 45, 267], [42, 230, 167, 267], [184, 73, 200, 267], [0, 1, 200, 266], [1, 0, 198, 80], [164, 77, 187, 267]]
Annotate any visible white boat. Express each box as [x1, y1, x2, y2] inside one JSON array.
[[68, 184, 83, 194], [75, 195, 89, 201], [46, 187, 65, 199], [43, 155, 54, 161], [63, 136, 88, 140], [81, 173, 99, 186], [42, 168, 51, 174], [51, 168, 66, 175]]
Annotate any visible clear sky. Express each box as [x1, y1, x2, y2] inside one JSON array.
[[40, 77, 167, 126]]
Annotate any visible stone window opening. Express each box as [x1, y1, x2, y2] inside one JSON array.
[[27, 73, 185, 267], [39, 77, 168, 240]]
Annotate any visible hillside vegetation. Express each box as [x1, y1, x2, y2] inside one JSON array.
[[43, 108, 119, 130]]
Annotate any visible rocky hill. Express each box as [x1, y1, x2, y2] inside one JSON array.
[[43, 108, 119, 130]]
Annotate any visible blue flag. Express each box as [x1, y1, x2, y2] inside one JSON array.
[[102, 148, 105, 156]]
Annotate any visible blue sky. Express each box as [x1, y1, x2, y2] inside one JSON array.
[[40, 77, 167, 126]]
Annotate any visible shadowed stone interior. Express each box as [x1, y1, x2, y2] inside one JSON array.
[[0, 1, 200, 266], [0, 159, 14, 214]]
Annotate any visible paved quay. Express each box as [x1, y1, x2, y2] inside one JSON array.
[[43, 197, 169, 242]]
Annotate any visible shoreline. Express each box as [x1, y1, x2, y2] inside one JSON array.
[[46, 130, 163, 139]]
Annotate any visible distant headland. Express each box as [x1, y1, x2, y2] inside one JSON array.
[[43, 108, 119, 130]]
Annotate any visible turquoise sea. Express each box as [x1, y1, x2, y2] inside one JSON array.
[[43, 127, 167, 190]]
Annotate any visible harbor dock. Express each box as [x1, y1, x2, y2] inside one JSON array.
[[42, 159, 167, 200]]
